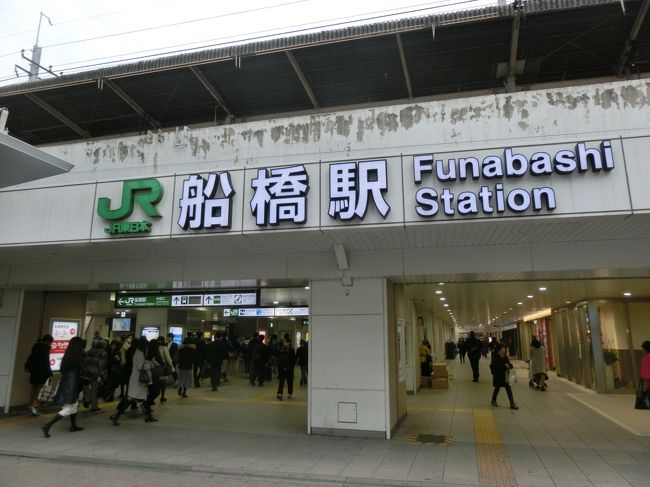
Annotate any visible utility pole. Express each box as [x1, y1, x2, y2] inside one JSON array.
[[15, 12, 55, 82]]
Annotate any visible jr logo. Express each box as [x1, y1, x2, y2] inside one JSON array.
[[97, 179, 163, 235], [97, 179, 163, 220]]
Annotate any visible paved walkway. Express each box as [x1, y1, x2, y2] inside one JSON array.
[[0, 359, 648, 487]]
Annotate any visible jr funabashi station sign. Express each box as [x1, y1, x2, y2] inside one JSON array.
[[95, 139, 618, 237]]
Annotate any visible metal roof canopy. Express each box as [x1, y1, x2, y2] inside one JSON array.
[[0, 131, 73, 189], [0, 0, 648, 145]]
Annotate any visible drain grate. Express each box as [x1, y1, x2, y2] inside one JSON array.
[[410, 433, 453, 445]]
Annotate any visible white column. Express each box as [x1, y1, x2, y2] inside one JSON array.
[[1, 290, 24, 412], [309, 278, 391, 438]]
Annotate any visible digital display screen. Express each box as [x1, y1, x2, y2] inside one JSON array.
[[111, 317, 132, 332]]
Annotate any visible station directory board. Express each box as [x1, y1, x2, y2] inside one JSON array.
[[50, 318, 80, 372]]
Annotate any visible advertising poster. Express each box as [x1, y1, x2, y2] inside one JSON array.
[[50, 319, 80, 372], [141, 326, 160, 341], [168, 326, 183, 345]]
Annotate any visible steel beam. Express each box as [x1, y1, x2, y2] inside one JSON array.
[[189, 66, 233, 117], [616, 0, 650, 76], [285, 50, 320, 109], [24, 93, 91, 139], [506, 9, 522, 92], [105, 79, 162, 130], [396, 34, 413, 99]]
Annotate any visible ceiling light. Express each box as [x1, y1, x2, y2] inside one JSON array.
[[539, 287, 547, 291], [527, 295, 533, 299], [623, 292, 632, 297], [565, 301, 571, 304], [435, 290, 443, 294], [304, 286, 310, 290], [440, 297, 446, 301], [438, 282, 444, 285], [273, 301, 279, 304], [443, 304, 449, 307], [517, 302, 523, 305]]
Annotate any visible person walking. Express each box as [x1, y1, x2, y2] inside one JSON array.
[[110, 337, 156, 425], [40, 336, 85, 437], [118, 335, 133, 399], [458, 338, 467, 364], [249, 334, 269, 386], [276, 337, 296, 400], [206, 331, 229, 391], [529, 337, 547, 390], [490, 344, 518, 410], [25, 334, 54, 416], [157, 336, 174, 404], [639, 340, 650, 402], [81, 338, 108, 411], [466, 331, 482, 382], [296, 339, 308, 386], [176, 337, 196, 398]]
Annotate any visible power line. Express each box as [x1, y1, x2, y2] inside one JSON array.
[[0, 0, 489, 83]]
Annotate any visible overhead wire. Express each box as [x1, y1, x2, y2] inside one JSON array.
[[0, 0, 491, 84]]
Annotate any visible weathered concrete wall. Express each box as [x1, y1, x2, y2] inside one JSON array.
[[25, 79, 650, 187]]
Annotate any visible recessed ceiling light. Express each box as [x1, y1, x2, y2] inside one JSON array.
[[443, 304, 449, 307], [539, 287, 547, 291], [527, 295, 534, 299], [565, 301, 571, 304], [509, 308, 513, 310], [435, 290, 443, 294], [623, 292, 632, 297], [440, 297, 446, 301], [438, 282, 444, 285], [517, 302, 523, 305], [304, 286, 310, 290], [273, 301, 279, 304]]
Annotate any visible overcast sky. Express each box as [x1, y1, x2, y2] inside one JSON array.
[[0, 0, 495, 87]]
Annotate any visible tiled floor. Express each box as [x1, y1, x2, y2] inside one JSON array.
[[0, 359, 648, 487]]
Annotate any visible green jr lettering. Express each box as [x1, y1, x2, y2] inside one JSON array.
[[97, 179, 163, 220]]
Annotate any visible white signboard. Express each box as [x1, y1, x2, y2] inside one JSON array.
[[274, 307, 309, 316], [223, 307, 309, 317], [50, 319, 80, 372], [204, 292, 257, 306], [171, 294, 204, 307], [141, 326, 160, 341]]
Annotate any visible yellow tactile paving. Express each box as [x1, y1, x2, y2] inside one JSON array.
[[473, 409, 517, 487]]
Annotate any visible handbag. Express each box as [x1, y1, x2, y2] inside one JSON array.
[[37, 378, 56, 403], [138, 367, 149, 384], [635, 381, 649, 410], [508, 369, 518, 385]]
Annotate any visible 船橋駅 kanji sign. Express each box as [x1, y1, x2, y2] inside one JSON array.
[[96, 139, 620, 238]]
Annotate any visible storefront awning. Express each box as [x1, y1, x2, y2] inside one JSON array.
[[0, 132, 73, 189]]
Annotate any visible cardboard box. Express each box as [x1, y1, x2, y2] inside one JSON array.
[[431, 378, 449, 389], [431, 364, 448, 378]]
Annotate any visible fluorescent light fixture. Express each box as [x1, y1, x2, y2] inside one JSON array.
[[443, 304, 449, 307], [623, 292, 632, 297], [539, 287, 547, 291], [435, 290, 443, 294], [304, 286, 310, 290], [440, 297, 446, 301], [527, 295, 533, 299], [273, 301, 279, 304], [523, 308, 552, 321], [438, 282, 444, 285], [517, 302, 523, 305]]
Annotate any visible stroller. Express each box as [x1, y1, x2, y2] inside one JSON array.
[[528, 362, 548, 391]]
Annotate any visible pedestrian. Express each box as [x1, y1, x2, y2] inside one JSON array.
[[143, 339, 163, 415], [466, 331, 482, 382], [206, 331, 229, 391], [157, 336, 174, 404], [490, 344, 518, 409], [110, 337, 156, 425], [296, 339, 308, 386], [276, 337, 296, 400], [175, 337, 196, 398], [193, 333, 206, 387], [25, 334, 54, 416], [249, 334, 269, 386], [40, 336, 85, 437], [118, 335, 133, 399], [81, 338, 108, 411], [458, 337, 467, 364], [528, 337, 547, 391], [640, 340, 650, 395]]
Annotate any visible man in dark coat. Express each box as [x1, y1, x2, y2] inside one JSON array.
[[206, 331, 230, 391], [249, 335, 269, 386], [25, 334, 54, 416], [276, 338, 296, 400], [466, 331, 482, 382]]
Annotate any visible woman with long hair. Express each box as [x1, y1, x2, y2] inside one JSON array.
[[110, 337, 157, 425], [40, 336, 85, 437]]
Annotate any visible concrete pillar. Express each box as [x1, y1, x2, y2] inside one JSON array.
[[309, 278, 399, 438], [1, 290, 25, 412], [588, 300, 607, 394]]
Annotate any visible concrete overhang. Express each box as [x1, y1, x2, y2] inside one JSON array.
[[0, 132, 73, 189]]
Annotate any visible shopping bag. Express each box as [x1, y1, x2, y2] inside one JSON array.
[[508, 370, 518, 385], [634, 381, 649, 410], [37, 378, 56, 403]]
